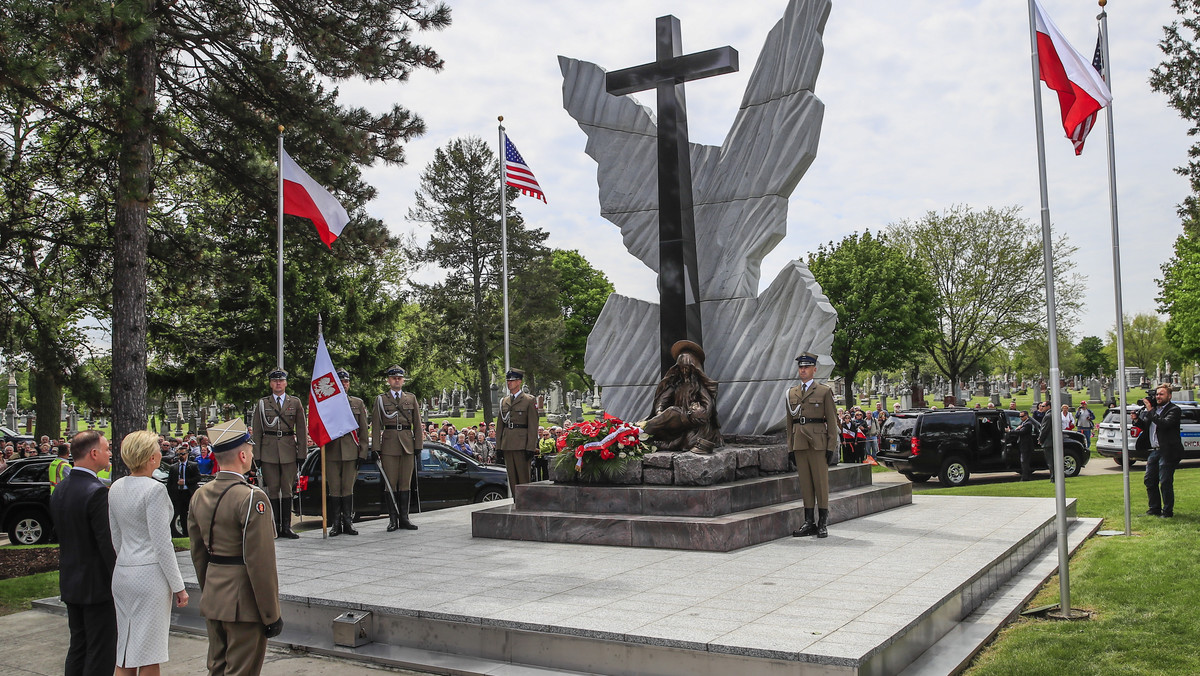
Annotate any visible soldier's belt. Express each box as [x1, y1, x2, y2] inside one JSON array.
[[209, 554, 245, 565], [263, 431, 292, 437], [792, 417, 827, 425], [383, 424, 412, 430], [505, 423, 529, 429]]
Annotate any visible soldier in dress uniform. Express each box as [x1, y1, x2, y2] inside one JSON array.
[[370, 366, 422, 532], [250, 369, 307, 539], [786, 352, 840, 539], [326, 368, 368, 536], [498, 368, 540, 488], [187, 418, 282, 676]]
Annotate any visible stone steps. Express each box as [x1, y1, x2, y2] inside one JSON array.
[[472, 465, 911, 552]]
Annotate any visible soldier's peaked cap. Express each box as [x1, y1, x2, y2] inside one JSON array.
[[210, 418, 252, 454], [506, 368, 525, 381], [336, 368, 349, 380], [268, 368, 288, 380], [795, 352, 818, 366], [385, 365, 406, 377]]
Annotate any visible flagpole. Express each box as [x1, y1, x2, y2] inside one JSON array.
[[1097, 0, 1132, 537], [499, 116, 511, 373], [1027, 0, 1076, 619], [276, 127, 285, 370], [318, 313, 328, 539]]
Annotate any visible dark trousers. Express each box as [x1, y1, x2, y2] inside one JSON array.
[[1019, 443, 1033, 480], [1043, 446, 1056, 480], [65, 600, 116, 676], [169, 491, 191, 537], [1144, 449, 1179, 515]]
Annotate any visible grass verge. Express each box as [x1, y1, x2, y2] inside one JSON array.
[[946, 471, 1200, 675], [0, 570, 58, 616]]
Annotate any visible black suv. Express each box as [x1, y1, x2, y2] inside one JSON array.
[[876, 409, 1089, 486], [0, 456, 54, 544]]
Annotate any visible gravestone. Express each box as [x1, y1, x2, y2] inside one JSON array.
[[66, 404, 78, 436], [562, 0, 838, 435], [1088, 378, 1102, 402], [452, 388, 462, 418], [465, 395, 476, 417], [490, 383, 501, 418]]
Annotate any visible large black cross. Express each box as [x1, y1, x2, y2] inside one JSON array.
[[606, 15, 738, 375]]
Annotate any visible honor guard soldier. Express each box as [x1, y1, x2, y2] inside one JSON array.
[[371, 366, 422, 532], [498, 368, 540, 488], [327, 368, 368, 536], [251, 369, 307, 539], [188, 419, 282, 676], [786, 353, 840, 539]]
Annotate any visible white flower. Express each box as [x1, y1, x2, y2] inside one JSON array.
[[619, 452, 627, 458]]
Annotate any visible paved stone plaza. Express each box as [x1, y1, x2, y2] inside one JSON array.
[[159, 490, 1097, 675]]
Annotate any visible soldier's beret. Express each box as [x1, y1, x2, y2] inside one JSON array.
[[336, 368, 350, 380], [795, 352, 818, 366], [506, 368, 525, 381], [210, 418, 252, 454], [385, 366, 407, 378], [267, 368, 288, 380]]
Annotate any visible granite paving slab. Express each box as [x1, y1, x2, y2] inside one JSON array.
[[173, 494, 1087, 675]]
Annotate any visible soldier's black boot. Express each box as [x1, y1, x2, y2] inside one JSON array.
[[341, 496, 358, 535], [817, 508, 829, 539], [279, 500, 300, 539], [792, 509, 818, 537], [270, 499, 282, 538], [328, 498, 342, 537], [398, 490, 418, 530], [386, 493, 400, 532]]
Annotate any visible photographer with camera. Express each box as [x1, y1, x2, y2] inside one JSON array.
[[1132, 384, 1183, 518]]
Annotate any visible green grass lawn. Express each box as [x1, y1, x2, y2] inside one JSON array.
[[0, 571, 58, 616], [940, 471, 1200, 675]]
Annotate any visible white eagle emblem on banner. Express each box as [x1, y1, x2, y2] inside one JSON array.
[[312, 373, 341, 402]]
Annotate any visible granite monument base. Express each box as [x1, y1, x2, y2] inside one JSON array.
[[472, 463, 910, 552], [49, 490, 1104, 676]]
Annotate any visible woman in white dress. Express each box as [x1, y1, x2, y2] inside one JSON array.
[[109, 430, 189, 675]]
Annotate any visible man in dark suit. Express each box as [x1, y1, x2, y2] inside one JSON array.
[[1133, 384, 1183, 518], [166, 444, 201, 537], [47, 430, 117, 676], [1037, 400, 1055, 481], [1014, 409, 1036, 481]]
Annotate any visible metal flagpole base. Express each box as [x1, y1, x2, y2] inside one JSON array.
[[1022, 604, 1093, 621], [1096, 529, 1140, 537]]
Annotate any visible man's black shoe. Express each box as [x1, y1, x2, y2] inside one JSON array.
[[1160, 512, 1174, 518], [1146, 509, 1162, 516], [792, 522, 818, 537]]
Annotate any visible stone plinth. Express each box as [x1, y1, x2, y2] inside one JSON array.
[[472, 463, 910, 552]]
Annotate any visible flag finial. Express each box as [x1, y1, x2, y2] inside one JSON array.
[[278, 125, 284, 133], [498, 115, 504, 122]]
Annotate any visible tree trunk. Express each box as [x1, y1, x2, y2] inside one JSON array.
[[31, 370, 62, 442], [110, 20, 157, 475]]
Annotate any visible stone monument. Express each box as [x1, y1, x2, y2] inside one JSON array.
[[561, 0, 837, 435]]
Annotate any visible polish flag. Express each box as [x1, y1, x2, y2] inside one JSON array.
[[282, 149, 350, 248], [307, 334, 358, 447], [1033, 1, 1112, 155]]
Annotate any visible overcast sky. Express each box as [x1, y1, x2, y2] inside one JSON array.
[[342, 0, 1189, 343]]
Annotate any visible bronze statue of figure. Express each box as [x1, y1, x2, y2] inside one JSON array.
[[641, 340, 722, 453]]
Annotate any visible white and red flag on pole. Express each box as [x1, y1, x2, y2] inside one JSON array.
[[1032, 0, 1112, 155], [282, 149, 350, 248], [307, 334, 357, 447], [503, 134, 547, 203]]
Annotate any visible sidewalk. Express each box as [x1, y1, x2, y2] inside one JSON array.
[[0, 609, 428, 675]]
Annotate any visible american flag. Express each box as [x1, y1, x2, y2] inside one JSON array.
[[1070, 30, 1104, 155], [504, 134, 546, 203]]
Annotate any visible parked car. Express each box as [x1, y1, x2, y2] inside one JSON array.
[[876, 408, 1089, 487], [0, 456, 53, 544], [1096, 403, 1200, 465], [292, 441, 508, 519], [0, 425, 35, 446]]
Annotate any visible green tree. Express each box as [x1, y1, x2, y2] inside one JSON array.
[[408, 136, 560, 422], [1, 0, 450, 465], [1012, 331, 1079, 380], [549, 249, 614, 389], [1076, 335, 1112, 377], [1151, 2, 1200, 360], [1105, 313, 1174, 374], [807, 231, 937, 404], [888, 205, 1082, 402]]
